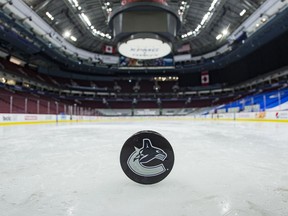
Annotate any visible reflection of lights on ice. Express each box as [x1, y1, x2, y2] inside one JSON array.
[[119, 38, 171, 60], [67, 206, 75, 216], [220, 200, 231, 215]]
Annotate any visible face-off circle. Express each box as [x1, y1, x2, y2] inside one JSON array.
[[120, 130, 174, 184]]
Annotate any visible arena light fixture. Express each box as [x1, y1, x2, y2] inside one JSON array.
[[63, 31, 71, 38], [240, 9, 246, 16], [68, 0, 112, 40], [181, 0, 220, 39], [178, 1, 188, 18], [1, 77, 6, 84], [209, 0, 218, 11], [216, 34, 223, 40], [261, 17, 267, 23], [80, 13, 91, 26], [45, 12, 54, 20], [109, 0, 181, 60], [222, 28, 229, 36], [201, 12, 211, 25], [70, 35, 77, 41]]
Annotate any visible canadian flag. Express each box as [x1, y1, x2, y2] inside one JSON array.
[[177, 43, 191, 53], [201, 71, 209, 85], [103, 45, 115, 54]]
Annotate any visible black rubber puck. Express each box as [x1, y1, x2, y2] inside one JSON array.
[[120, 130, 174, 184]]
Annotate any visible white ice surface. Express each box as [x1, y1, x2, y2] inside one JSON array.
[[0, 120, 288, 216]]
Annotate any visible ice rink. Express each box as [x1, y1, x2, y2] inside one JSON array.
[[0, 119, 288, 216]]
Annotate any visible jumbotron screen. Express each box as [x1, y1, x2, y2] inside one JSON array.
[[122, 11, 168, 32]]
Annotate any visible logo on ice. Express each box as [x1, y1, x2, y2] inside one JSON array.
[[127, 138, 167, 177]]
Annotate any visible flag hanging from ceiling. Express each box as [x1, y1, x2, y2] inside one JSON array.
[[103, 45, 115, 54], [201, 71, 209, 85], [177, 43, 191, 53]]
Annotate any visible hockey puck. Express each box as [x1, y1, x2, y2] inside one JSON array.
[[120, 130, 174, 184]]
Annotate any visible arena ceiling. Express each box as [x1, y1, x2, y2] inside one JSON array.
[[22, 0, 265, 56], [1, 0, 287, 80]]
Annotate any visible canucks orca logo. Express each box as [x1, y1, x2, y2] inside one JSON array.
[[127, 138, 167, 177]]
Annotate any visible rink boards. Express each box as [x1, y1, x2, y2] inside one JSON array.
[[0, 111, 288, 126]]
